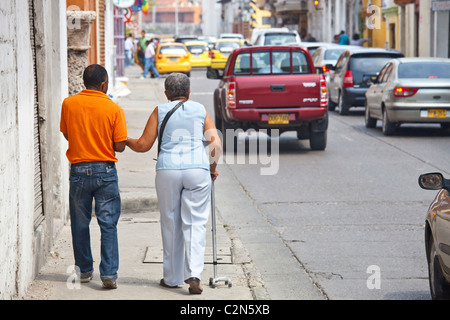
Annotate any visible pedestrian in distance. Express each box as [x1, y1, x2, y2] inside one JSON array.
[[60, 64, 128, 289], [141, 39, 161, 79], [126, 73, 222, 295], [338, 30, 349, 45], [136, 30, 147, 71], [124, 33, 134, 67], [350, 33, 371, 46]]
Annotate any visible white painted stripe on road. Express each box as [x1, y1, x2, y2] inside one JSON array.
[[190, 92, 213, 95]]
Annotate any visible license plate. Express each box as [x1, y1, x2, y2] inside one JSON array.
[[169, 57, 179, 62], [428, 109, 446, 118], [268, 114, 289, 124]]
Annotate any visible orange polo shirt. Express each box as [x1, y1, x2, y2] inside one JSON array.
[[60, 90, 127, 164]]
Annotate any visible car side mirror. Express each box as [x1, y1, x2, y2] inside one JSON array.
[[206, 68, 223, 80], [419, 172, 447, 190], [325, 64, 334, 71]]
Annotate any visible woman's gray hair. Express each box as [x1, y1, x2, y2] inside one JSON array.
[[164, 73, 190, 100]]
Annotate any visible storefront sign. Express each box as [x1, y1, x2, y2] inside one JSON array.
[[432, 0, 450, 11]]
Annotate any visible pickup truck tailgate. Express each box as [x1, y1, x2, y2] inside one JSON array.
[[236, 75, 321, 109]]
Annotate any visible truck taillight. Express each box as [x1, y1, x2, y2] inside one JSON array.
[[320, 75, 328, 107], [393, 86, 418, 97], [227, 82, 236, 108], [343, 70, 353, 87]]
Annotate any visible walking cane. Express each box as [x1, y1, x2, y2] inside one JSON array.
[[209, 178, 232, 288]]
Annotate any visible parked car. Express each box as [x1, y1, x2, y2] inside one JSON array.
[[219, 33, 244, 39], [155, 43, 191, 77], [198, 35, 217, 49], [311, 45, 359, 100], [173, 35, 198, 43], [365, 57, 450, 135], [297, 42, 335, 57], [250, 27, 289, 45], [253, 29, 301, 46], [208, 45, 329, 151], [185, 40, 211, 67], [328, 48, 404, 115], [206, 38, 245, 79], [418, 172, 450, 300]]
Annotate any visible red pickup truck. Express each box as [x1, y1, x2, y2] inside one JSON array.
[[209, 45, 329, 151]]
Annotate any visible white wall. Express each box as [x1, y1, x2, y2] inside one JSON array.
[[0, 0, 35, 299], [0, 0, 69, 299], [201, 0, 221, 37]]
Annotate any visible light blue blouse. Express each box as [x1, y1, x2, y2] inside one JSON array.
[[156, 100, 210, 171]]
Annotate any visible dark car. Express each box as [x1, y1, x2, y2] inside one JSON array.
[[327, 48, 404, 115], [418, 172, 450, 300], [174, 35, 198, 43]]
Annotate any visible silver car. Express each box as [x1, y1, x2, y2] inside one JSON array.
[[365, 57, 450, 135], [418, 172, 450, 300]]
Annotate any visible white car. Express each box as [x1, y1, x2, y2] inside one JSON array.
[[253, 29, 301, 46]]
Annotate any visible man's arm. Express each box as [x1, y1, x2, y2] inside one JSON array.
[[114, 140, 127, 153]]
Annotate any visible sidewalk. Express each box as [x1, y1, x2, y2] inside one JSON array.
[[24, 65, 257, 300]]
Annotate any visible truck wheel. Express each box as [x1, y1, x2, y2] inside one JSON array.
[[221, 118, 234, 153], [213, 89, 221, 128], [310, 130, 327, 151]]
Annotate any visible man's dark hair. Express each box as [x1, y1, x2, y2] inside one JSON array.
[[83, 64, 108, 89]]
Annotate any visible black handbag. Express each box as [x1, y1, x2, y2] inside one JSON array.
[[157, 101, 184, 157]]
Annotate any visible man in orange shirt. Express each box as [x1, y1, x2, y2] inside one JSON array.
[[60, 64, 127, 289]]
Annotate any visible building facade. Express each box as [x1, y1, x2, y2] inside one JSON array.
[[1, 0, 126, 300], [0, 0, 69, 299], [142, 0, 202, 35]]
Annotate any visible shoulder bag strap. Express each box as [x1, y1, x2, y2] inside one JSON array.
[[157, 101, 184, 156]]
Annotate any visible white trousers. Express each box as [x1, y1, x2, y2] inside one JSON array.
[[155, 169, 211, 286]]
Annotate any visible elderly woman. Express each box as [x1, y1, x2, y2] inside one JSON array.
[[126, 73, 222, 294]]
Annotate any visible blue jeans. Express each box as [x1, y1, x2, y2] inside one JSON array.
[[69, 162, 121, 281], [143, 57, 160, 78], [125, 49, 133, 67]]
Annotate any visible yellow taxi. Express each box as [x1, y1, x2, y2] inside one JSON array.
[[184, 40, 211, 67], [207, 38, 245, 78], [155, 42, 191, 77]]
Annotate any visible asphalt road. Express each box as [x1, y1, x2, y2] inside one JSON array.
[[189, 67, 450, 300]]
